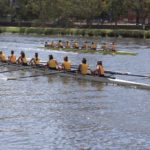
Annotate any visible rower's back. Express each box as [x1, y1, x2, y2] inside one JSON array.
[[8, 50, 16, 63], [47, 55, 57, 69], [62, 56, 71, 70], [111, 42, 116, 52], [0, 51, 6, 62], [30, 53, 40, 65], [96, 61, 105, 76], [79, 58, 88, 75]]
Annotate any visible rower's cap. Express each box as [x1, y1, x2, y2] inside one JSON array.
[[82, 58, 87, 63], [11, 50, 14, 54], [20, 51, 24, 54], [97, 61, 102, 65], [49, 54, 53, 59], [64, 56, 68, 61]]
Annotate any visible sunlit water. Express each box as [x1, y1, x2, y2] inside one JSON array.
[[0, 33, 150, 150]]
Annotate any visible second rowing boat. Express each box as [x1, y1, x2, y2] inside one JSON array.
[[41, 46, 137, 56]]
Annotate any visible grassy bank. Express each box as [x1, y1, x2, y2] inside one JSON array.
[[0, 26, 150, 38]]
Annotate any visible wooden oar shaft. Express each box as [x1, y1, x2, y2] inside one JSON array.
[[0, 67, 32, 73], [7, 70, 64, 80], [0, 62, 10, 67]]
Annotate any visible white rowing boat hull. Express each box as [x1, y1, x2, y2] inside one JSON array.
[[0, 62, 150, 90], [57, 72, 150, 90]]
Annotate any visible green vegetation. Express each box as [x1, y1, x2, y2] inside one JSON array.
[[0, 26, 148, 38], [0, 0, 150, 38], [0, 0, 150, 26]]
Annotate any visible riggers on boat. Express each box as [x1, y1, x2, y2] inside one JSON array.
[[0, 61, 150, 90], [43, 46, 137, 56]]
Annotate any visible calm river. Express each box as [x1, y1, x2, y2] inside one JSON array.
[[0, 33, 150, 150]]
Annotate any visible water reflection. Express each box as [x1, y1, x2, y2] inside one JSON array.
[[0, 34, 150, 149]]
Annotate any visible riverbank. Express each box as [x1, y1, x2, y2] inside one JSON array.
[[0, 26, 150, 38]]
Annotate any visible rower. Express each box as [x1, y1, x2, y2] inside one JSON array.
[[111, 42, 116, 52], [101, 42, 108, 51], [0, 51, 7, 62], [91, 42, 97, 50], [45, 41, 49, 47], [47, 54, 58, 69], [57, 40, 63, 48], [92, 61, 105, 77], [65, 41, 71, 49], [73, 41, 79, 49], [82, 41, 88, 49], [17, 51, 28, 66], [29, 53, 40, 65], [8, 50, 16, 63], [62, 56, 71, 71], [78, 58, 89, 75], [50, 41, 55, 48]]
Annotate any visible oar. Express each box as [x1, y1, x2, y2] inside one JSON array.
[[0, 62, 10, 67], [7, 70, 65, 80], [105, 70, 150, 78], [0, 67, 33, 74]]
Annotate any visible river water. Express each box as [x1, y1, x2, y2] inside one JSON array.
[[0, 33, 150, 150]]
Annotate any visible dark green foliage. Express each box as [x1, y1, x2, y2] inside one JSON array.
[[0, 0, 150, 27]]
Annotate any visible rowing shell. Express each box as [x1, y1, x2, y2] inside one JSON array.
[[42, 46, 137, 56], [0, 62, 150, 90], [56, 72, 150, 90]]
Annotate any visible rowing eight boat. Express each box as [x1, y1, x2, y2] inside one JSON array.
[[0, 62, 150, 90], [41, 46, 137, 56]]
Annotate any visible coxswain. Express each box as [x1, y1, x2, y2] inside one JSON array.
[[65, 41, 71, 49], [91, 42, 97, 50], [47, 54, 58, 69], [73, 41, 79, 49], [78, 58, 89, 75], [62, 56, 71, 71], [17, 51, 28, 66], [111, 42, 116, 52], [101, 42, 108, 51], [92, 61, 105, 76], [0, 51, 7, 62], [8, 50, 16, 63], [29, 53, 40, 65]]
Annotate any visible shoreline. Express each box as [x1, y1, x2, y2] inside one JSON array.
[[0, 26, 150, 38]]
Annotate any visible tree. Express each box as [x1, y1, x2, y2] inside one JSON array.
[[0, 0, 10, 19], [108, 0, 128, 25], [69, 0, 109, 26], [128, 0, 150, 25]]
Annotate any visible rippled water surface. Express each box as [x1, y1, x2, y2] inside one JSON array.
[[0, 33, 150, 150]]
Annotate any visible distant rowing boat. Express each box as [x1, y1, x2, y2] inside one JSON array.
[[0, 62, 149, 90], [41, 46, 137, 56]]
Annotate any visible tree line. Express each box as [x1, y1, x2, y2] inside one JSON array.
[[0, 0, 150, 26]]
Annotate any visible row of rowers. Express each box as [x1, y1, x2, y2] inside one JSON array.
[[45, 40, 117, 51], [0, 50, 105, 76]]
